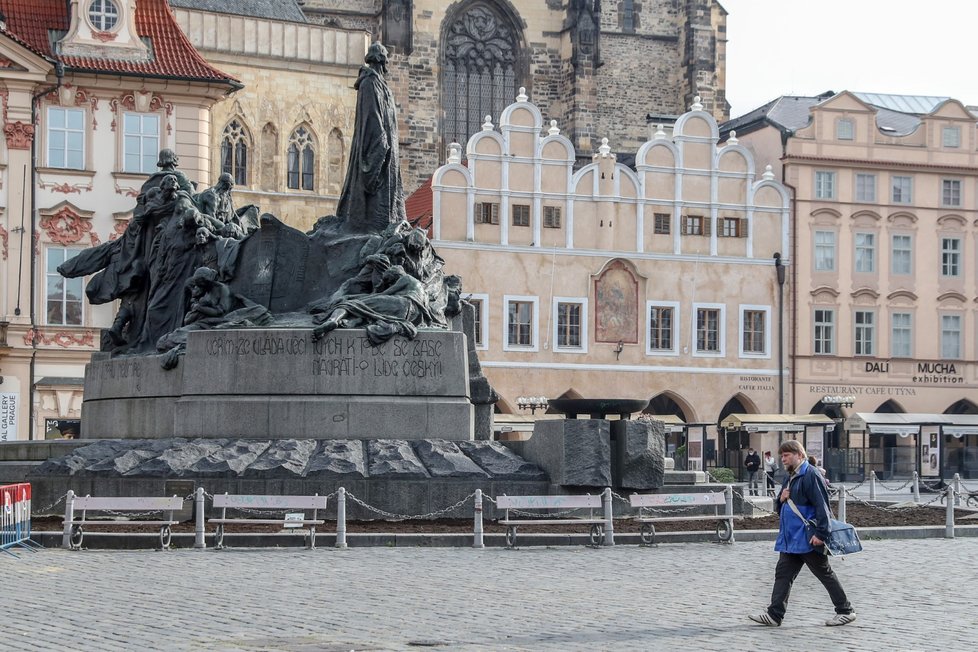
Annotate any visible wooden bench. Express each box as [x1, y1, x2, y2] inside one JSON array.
[[209, 494, 328, 549], [629, 488, 740, 545], [62, 492, 184, 550], [496, 493, 611, 547]]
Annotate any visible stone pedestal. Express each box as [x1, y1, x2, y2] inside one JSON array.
[[82, 329, 474, 440], [521, 419, 611, 487], [611, 419, 665, 490]]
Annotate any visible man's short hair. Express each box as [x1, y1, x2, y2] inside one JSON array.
[[778, 440, 807, 457]]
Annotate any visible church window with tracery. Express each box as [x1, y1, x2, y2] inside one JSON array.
[[220, 119, 250, 186], [441, 2, 521, 151], [287, 126, 315, 191]]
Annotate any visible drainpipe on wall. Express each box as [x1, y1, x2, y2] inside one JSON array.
[[27, 62, 64, 440]]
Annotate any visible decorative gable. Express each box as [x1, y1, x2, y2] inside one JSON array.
[[59, 0, 150, 62]]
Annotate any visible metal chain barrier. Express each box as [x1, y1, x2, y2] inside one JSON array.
[[732, 489, 781, 517], [873, 477, 914, 491], [921, 480, 946, 491], [345, 490, 476, 521], [31, 492, 69, 517], [844, 486, 947, 511]]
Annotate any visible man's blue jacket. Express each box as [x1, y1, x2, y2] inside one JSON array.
[[774, 460, 833, 554]]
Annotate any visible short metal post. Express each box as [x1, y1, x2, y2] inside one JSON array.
[[193, 487, 206, 549], [473, 489, 484, 549], [61, 490, 75, 550], [602, 487, 615, 546], [912, 472, 920, 503], [725, 484, 735, 544], [869, 470, 877, 501], [837, 484, 846, 523], [953, 473, 962, 507], [945, 485, 955, 539], [335, 487, 347, 549]]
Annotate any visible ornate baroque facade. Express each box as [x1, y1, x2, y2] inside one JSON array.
[[0, 0, 237, 440], [302, 0, 729, 193]]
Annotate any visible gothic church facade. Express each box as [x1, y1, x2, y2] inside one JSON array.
[[303, 1, 728, 192]]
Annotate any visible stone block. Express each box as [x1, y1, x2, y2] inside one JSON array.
[[412, 440, 487, 478], [610, 419, 665, 490], [522, 420, 611, 488]]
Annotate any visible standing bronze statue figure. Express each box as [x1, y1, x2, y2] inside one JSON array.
[[333, 42, 406, 233]]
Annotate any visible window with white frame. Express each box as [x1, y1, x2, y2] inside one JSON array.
[[694, 305, 724, 354], [720, 217, 746, 238], [891, 312, 912, 358], [854, 310, 875, 356], [941, 237, 961, 277], [836, 119, 854, 140], [740, 306, 769, 356], [47, 107, 85, 169], [814, 308, 835, 355], [553, 298, 587, 352], [647, 301, 678, 354], [941, 314, 962, 358], [815, 171, 836, 200], [504, 296, 537, 350], [855, 173, 876, 202], [123, 113, 160, 173], [891, 175, 913, 204], [854, 232, 875, 273], [942, 126, 961, 148], [88, 0, 119, 31], [46, 247, 84, 325], [814, 230, 836, 272], [682, 215, 706, 235], [891, 234, 912, 275], [466, 293, 488, 349], [942, 179, 961, 207]]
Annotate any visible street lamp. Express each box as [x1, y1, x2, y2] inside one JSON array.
[[821, 395, 856, 408], [517, 396, 549, 415], [774, 253, 786, 413]]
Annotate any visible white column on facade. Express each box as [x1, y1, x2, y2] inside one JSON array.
[[673, 170, 683, 255], [710, 171, 719, 256], [465, 187, 475, 241], [565, 166, 574, 249], [433, 187, 442, 240], [635, 201, 644, 253], [745, 207, 754, 258], [532, 153, 542, 248], [499, 131, 510, 246]]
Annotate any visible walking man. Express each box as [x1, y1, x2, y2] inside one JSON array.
[[749, 440, 855, 627], [745, 447, 761, 496]]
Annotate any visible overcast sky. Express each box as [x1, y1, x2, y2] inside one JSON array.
[[721, 0, 978, 119]]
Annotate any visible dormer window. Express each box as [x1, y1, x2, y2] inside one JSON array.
[[88, 0, 120, 32]]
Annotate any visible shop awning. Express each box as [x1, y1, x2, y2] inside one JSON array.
[[644, 414, 686, 432], [719, 413, 835, 432], [844, 412, 945, 436]]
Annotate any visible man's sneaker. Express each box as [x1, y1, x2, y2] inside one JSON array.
[[748, 613, 780, 627], [825, 613, 856, 627]]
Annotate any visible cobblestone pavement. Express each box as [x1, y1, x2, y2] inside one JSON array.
[[4, 538, 976, 651]]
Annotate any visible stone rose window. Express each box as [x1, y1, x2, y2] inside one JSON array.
[[88, 0, 120, 32]]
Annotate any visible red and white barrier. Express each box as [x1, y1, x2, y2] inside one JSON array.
[[1, 483, 41, 557]]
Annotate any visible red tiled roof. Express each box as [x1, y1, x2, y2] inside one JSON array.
[[0, 0, 238, 85], [405, 176, 433, 235]]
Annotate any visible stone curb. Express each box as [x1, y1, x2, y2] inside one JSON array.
[[30, 524, 978, 550]]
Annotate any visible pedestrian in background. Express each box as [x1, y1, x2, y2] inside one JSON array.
[[749, 440, 855, 627], [763, 451, 778, 495], [745, 447, 761, 496]]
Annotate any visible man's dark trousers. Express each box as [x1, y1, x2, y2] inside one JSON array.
[[767, 551, 853, 622]]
